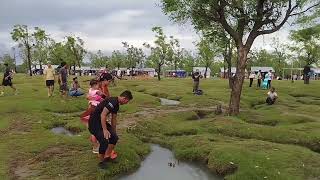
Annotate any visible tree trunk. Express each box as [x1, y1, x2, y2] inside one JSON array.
[[27, 45, 32, 76], [73, 64, 76, 75], [204, 66, 208, 79], [157, 64, 161, 81], [228, 47, 248, 115], [78, 64, 82, 76], [228, 64, 233, 89]]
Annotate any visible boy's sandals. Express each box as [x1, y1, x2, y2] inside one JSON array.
[[111, 150, 118, 159]]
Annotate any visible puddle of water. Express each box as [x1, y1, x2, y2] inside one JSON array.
[[160, 98, 181, 106], [51, 127, 75, 136], [119, 144, 221, 180]]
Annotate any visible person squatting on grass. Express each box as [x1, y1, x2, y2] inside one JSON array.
[[69, 77, 84, 97], [266, 87, 278, 105], [43, 63, 55, 97], [1, 63, 17, 96], [88, 90, 133, 169]]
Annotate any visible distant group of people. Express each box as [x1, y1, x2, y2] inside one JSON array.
[[249, 70, 273, 89], [44, 62, 134, 168], [248, 70, 279, 105], [43, 62, 84, 98]]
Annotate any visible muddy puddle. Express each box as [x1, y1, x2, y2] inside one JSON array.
[[51, 127, 75, 136], [160, 98, 180, 106]]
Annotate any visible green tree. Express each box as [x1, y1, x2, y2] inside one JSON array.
[[0, 54, 15, 72], [11, 25, 33, 76], [123, 42, 145, 76], [89, 50, 108, 68], [161, 0, 320, 115], [196, 37, 217, 78], [290, 25, 320, 66], [169, 36, 183, 71], [110, 50, 126, 70], [65, 36, 86, 74], [181, 50, 197, 73], [144, 27, 173, 81], [271, 38, 288, 77], [32, 27, 50, 71], [48, 40, 69, 65]]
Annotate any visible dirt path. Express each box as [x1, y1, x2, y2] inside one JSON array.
[[118, 105, 222, 129]]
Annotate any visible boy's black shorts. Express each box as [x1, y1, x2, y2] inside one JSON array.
[[89, 124, 119, 154], [2, 79, 12, 86], [46, 80, 54, 87]]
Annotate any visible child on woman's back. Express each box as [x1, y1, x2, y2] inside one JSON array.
[[81, 79, 105, 125]]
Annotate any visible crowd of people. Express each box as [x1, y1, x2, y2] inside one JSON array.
[[1, 61, 282, 168], [50, 62, 133, 168]]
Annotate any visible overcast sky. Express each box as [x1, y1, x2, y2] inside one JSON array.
[[0, 0, 292, 64]]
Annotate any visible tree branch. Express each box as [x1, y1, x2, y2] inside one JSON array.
[[290, 2, 320, 16], [257, 0, 296, 36], [217, 0, 241, 46]]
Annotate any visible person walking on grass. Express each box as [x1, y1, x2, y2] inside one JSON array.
[[58, 62, 68, 98], [88, 90, 133, 169], [249, 71, 255, 87], [257, 70, 262, 88], [266, 70, 273, 89], [0, 63, 17, 96], [43, 63, 55, 97], [266, 87, 278, 105]]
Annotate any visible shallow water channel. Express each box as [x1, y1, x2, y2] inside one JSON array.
[[160, 98, 181, 106], [51, 127, 75, 136], [119, 144, 221, 180]]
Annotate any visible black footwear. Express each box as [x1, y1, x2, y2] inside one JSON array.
[[98, 161, 108, 169]]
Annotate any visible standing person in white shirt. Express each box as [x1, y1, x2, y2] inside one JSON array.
[[267, 70, 273, 89], [266, 87, 278, 105], [249, 71, 256, 87], [257, 70, 262, 88]]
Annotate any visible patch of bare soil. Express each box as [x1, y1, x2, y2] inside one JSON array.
[[9, 146, 82, 180], [0, 120, 31, 136], [119, 105, 227, 130]]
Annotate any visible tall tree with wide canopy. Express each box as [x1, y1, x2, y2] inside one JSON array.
[[32, 27, 50, 71], [65, 36, 86, 74], [144, 26, 174, 81], [122, 42, 145, 76], [110, 50, 126, 70], [11, 25, 33, 76], [196, 37, 217, 78], [161, 0, 320, 115]]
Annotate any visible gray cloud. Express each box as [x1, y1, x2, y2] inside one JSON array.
[[0, 0, 292, 64]]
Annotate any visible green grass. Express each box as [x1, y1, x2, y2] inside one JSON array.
[[0, 75, 320, 179]]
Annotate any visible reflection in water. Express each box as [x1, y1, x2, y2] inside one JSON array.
[[51, 127, 74, 136], [160, 98, 181, 106], [119, 145, 221, 180]]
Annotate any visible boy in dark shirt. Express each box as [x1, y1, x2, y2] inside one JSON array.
[[1, 63, 17, 96], [88, 90, 133, 168], [192, 71, 202, 93]]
